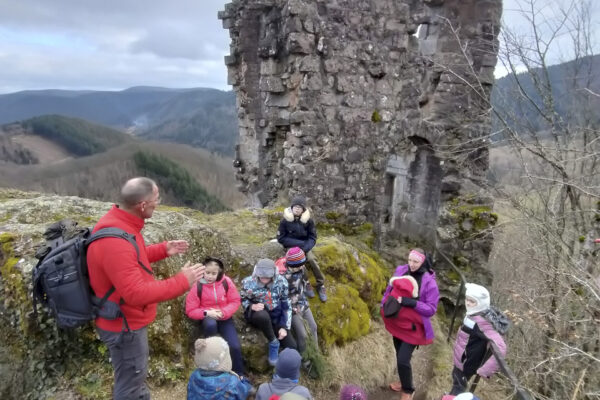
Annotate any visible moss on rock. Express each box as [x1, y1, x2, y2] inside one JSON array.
[[0, 189, 390, 398]]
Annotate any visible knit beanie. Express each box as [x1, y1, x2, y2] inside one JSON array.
[[194, 337, 232, 372], [291, 196, 307, 210], [254, 258, 276, 278], [455, 393, 480, 400], [275, 348, 302, 380], [280, 393, 309, 400], [286, 247, 306, 266], [465, 283, 490, 316], [340, 384, 368, 400]]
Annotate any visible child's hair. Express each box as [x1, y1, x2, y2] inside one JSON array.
[[203, 257, 225, 281]]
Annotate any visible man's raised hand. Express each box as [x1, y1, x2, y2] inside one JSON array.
[[182, 261, 205, 286], [166, 240, 189, 256]]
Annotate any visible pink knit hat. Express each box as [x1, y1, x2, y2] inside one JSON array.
[[340, 384, 368, 400], [286, 247, 306, 266]]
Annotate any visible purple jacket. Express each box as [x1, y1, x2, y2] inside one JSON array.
[[381, 264, 440, 340], [452, 314, 507, 378]]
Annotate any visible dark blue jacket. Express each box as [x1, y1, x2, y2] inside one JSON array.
[[277, 207, 317, 253]]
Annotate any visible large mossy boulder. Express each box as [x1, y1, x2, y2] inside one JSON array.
[[0, 189, 390, 399]]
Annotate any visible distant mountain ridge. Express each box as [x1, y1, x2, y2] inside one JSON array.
[[492, 54, 600, 136], [0, 87, 238, 156]]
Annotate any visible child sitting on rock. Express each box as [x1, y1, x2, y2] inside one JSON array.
[[240, 259, 296, 366], [283, 247, 319, 355], [255, 348, 313, 400], [446, 283, 508, 396], [185, 257, 246, 377], [187, 337, 250, 400], [277, 195, 327, 302]]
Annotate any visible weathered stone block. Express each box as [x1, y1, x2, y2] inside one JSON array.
[[299, 56, 321, 72], [224, 54, 237, 65], [288, 32, 315, 54], [301, 74, 323, 91], [260, 76, 285, 92], [266, 93, 291, 107], [260, 59, 279, 75], [324, 58, 341, 73]]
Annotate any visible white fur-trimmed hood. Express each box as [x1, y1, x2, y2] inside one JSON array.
[[283, 207, 311, 224], [389, 275, 419, 298]]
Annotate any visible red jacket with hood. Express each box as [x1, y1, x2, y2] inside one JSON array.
[[381, 275, 431, 345], [185, 275, 241, 320], [87, 205, 190, 332]]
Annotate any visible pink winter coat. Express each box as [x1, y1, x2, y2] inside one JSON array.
[[185, 275, 241, 320], [452, 314, 507, 378]]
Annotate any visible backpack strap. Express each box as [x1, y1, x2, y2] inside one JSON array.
[[87, 228, 153, 275], [86, 227, 151, 332], [223, 279, 229, 293]]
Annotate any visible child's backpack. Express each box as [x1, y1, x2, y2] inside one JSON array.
[[482, 306, 510, 335], [32, 219, 147, 329]]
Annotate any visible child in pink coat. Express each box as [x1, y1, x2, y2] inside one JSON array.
[[448, 283, 508, 396], [185, 257, 246, 377]]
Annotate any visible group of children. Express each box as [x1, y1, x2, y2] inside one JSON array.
[[182, 196, 509, 400]]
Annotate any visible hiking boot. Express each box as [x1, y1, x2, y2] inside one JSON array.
[[317, 285, 327, 302], [389, 381, 403, 392], [268, 339, 280, 366], [305, 282, 316, 298]]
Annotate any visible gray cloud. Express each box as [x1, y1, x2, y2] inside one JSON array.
[[0, 0, 231, 93]]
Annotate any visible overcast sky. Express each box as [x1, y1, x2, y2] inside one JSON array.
[[0, 0, 597, 94]]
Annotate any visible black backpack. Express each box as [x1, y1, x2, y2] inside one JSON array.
[[32, 220, 149, 329]]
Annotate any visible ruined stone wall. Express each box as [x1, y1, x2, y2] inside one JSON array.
[[220, 0, 502, 286]]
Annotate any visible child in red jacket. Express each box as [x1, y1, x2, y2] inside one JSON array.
[[381, 275, 430, 346], [185, 257, 246, 378]]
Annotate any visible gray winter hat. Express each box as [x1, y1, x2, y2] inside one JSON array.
[[290, 195, 307, 210], [254, 258, 276, 278]]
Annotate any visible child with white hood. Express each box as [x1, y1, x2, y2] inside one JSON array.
[[446, 283, 509, 396]]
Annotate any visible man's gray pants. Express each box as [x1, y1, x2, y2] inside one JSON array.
[[97, 326, 150, 400]]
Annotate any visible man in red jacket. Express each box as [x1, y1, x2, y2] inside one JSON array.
[[88, 177, 205, 400]]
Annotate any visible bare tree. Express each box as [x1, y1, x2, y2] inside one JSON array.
[[428, 0, 599, 398]]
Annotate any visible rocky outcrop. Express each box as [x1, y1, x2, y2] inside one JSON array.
[[221, 0, 502, 288], [0, 189, 387, 399]]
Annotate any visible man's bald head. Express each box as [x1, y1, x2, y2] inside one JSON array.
[[120, 177, 157, 209]]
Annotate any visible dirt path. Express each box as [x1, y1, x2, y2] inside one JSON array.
[[152, 343, 435, 400]]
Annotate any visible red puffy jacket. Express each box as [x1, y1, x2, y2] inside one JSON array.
[[185, 275, 241, 320], [88, 205, 190, 332], [381, 276, 432, 345]]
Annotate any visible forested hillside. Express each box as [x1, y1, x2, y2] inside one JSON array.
[[0, 87, 238, 155], [0, 116, 245, 211]]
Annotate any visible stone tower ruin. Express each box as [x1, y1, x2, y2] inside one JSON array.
[[219, 0, 502, 285]]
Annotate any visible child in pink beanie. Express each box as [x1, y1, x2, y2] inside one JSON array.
[[339, 384, 368, 400]]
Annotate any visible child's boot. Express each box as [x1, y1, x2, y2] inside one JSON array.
[[305, 282, 315, 298], [268, 339, 280, 366]]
